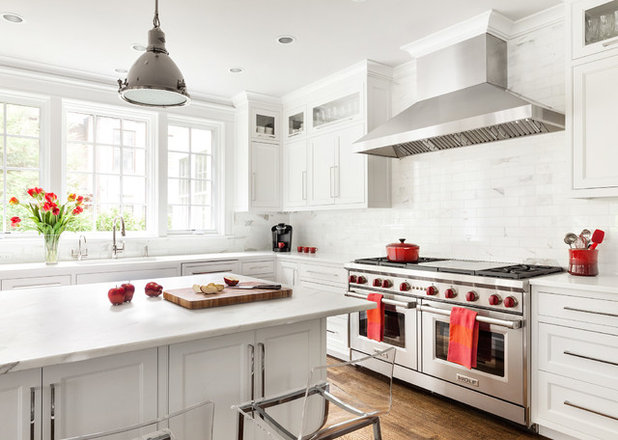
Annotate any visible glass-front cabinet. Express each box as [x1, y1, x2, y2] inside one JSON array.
[[572, 0, 618, 58], [285, 105, 306, 139], [311, 92, 361, 130], [251, 107, 280, 142]]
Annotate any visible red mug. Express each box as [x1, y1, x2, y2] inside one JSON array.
[[309, 247, 317, 253], [277, 242, 285, 249], [297, 246, 303, 252], [303, 247, 309, 253]]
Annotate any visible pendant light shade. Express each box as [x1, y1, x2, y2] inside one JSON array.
[[118, 1, 190, 107]]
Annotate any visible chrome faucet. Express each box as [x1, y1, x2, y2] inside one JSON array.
[[71, 235, 88, 260], [112, 216, 126, 258]]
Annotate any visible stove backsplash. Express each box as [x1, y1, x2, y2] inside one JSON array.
[[291, 21, 617, 271]]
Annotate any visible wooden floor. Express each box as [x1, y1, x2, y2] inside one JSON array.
[[327, 358, 546, 440]]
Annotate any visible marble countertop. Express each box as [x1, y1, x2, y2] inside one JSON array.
[[274, 251, 356, 265], [0, 274, 373, 374], [530, 272, 618, 295]]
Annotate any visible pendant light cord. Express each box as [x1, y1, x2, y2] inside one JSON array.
[[153, 0, 160, 28]]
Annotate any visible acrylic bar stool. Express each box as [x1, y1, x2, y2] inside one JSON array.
[[59, 399, 214, 440], [234, 347, 396, 440]]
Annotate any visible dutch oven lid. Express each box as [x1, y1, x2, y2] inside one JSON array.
[[387, 238, 419, 249]]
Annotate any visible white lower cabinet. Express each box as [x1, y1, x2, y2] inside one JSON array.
[[169, 320, 323, 440], [2, 275, 72, 291], [42, 349, 159, 439], [75, 267, 178, 284], [532, 285, 618, 439], [181, 260, 241, 276], [0, 368, 41, 440], [276, 260, 299, 289]]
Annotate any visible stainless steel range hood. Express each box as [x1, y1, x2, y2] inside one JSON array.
[[354, 34, 565, 158]]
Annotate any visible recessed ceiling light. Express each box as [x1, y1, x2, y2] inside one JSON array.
[[131, 43, 147, 52], [276, 35, 296, 45], [1, 12, 24, 23], [114, 68, 128, 74], [229, 67, 244, 73]]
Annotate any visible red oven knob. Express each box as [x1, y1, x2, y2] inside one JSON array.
[[357, 276, 367, 284], [348, 275, 357, 283], [426, 286, 438, 296], [465, 291, 478, 302], [488, 294, 502, 306], [373, 278, 383, 287], [504, 296, 518, 308], [400, 282, 410, 292], [382, 279, 393, 288], [444, 288, 456, 299]]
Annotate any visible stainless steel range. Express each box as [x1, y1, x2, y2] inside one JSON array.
[[344, 257, 562, 427]]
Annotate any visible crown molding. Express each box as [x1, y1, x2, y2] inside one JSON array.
[[0, 55, 235, 111], [231, 91, 282, 108], [400, 6, 565, 59]]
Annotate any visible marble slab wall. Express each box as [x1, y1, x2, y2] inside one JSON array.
[[291, 21, 618, 270]]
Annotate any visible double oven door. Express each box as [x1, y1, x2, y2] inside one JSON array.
[[348, 289, 417, 370], [420, 299, 525, 405]]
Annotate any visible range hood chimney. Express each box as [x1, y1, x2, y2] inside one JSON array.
[[354, 33, 565, 158]]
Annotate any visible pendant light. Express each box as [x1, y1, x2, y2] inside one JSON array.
[[118, 0, 190, 107]]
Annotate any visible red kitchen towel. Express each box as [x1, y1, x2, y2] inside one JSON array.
[[366, 293, 384, 342], [447, 307, 479, 369]]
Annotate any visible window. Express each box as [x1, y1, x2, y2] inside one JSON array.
[[65, 109, 150, 232], [167, 123, 217, 232], [0, 101, 41, 232]]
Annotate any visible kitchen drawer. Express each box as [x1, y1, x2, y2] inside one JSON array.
[[253, 273, 275, 282], [181, 260, 240, 276], [537, 371, 618, 440], [76, 267, 178, 284], [2, 274, 72, 290], [327, 315, 348, 334], [537, 289, 618, 330], [299, 264, 347, 287], [538, 322, 618, 390], [241, 259, 275, 276]]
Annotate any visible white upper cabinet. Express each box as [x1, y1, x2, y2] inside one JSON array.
[[251, 141, 280, 209], [251, 107, 280, 143], [282, 138, 308, 208], [571, 0, 618, 59], [284, 104, 306, 140]]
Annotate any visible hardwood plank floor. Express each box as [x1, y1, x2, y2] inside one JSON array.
[[327, 358, 546, 440]]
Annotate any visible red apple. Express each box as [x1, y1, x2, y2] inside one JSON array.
[[145, 282, 163, 297], [223, 276, 239, 286], [121, 283, 135, 302], [108, 286, 126, 305]]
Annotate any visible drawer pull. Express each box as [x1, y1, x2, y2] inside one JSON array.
[[30, 387, 36, 440], [306, 270, 339, 278], [563, 306, 618, 318], [564, 401, 618, 421], [326, 329, 336, 334], [563, 351, 618, 367], [602, 38, 618, 47]]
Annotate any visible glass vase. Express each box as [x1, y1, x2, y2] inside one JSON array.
[[44, 234, 60, 265]]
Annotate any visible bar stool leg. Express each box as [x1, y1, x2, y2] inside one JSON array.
[[372, 418, 382, 440], [238, 412, 245, 440]]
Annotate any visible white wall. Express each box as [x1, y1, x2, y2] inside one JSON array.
[[290, 20, 618, 270]]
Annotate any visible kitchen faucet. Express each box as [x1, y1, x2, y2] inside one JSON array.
[[71, 235, 88, 260], [112, 216, 126, 258]]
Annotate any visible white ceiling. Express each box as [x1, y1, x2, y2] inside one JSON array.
[[0, 0, 562, 100]]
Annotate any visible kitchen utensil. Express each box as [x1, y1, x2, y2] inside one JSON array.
[[386, 239, 420, 263], [163, 283, 291, 310], [574, 236, 586, 249], [580, 229, 592, 248], [228, 283, 281, 290], [589, 229, 605, 250], [564, 233, 578, 248]]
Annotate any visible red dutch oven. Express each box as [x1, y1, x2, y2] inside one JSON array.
[[386, 239, 420, 263]]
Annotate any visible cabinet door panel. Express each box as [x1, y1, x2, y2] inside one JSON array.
[[309, 134, 335, 206], [75, 267, 178, 284], [251, 142, 280, 209], [283, 140, 307, 208], [2, 275, 72, 291], [256, 320, 323, 435], [169, 332, 254, 440], [42, 349, 158, 439], [573, 56, 618, 189], [0, 369, 40, 440], [276, 261, 298, 288], [335, 124, 366, 205]]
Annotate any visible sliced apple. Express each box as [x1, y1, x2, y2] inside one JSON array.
[[224, 276, 239, 286], [215, 284, 225, 292], [192, 284, 202, 293], [200, 285, 219, 294]]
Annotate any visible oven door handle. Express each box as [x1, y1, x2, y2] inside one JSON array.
[[419, 305, 522, 329], [345, 292, 416, 309]]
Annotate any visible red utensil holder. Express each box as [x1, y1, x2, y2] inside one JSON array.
[[568, 249, 599, 276]]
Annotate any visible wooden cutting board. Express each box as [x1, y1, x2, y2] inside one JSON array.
[[163, 282, 293, 310]]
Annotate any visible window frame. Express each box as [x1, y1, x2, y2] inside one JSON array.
[[0, 89, 51, 236], [166, 115, 224, 235], [61, 100, 158, 237]]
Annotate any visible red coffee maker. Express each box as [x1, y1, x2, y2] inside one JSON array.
[[272, 223, 292, 252]]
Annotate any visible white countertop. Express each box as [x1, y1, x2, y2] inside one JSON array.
[[530, 272, 618, 295], [0, 274, 373, 374], [274, 251, 356, 265]]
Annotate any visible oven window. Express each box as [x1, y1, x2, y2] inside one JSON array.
[[435, 321, 505, 377], [359, 305, 406, 348]]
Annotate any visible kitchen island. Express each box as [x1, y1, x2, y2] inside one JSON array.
[[0, 274, 373, 440]]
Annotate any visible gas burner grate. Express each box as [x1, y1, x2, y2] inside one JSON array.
[[353, 257, 447, 270], [476, 264, 563, 279]]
